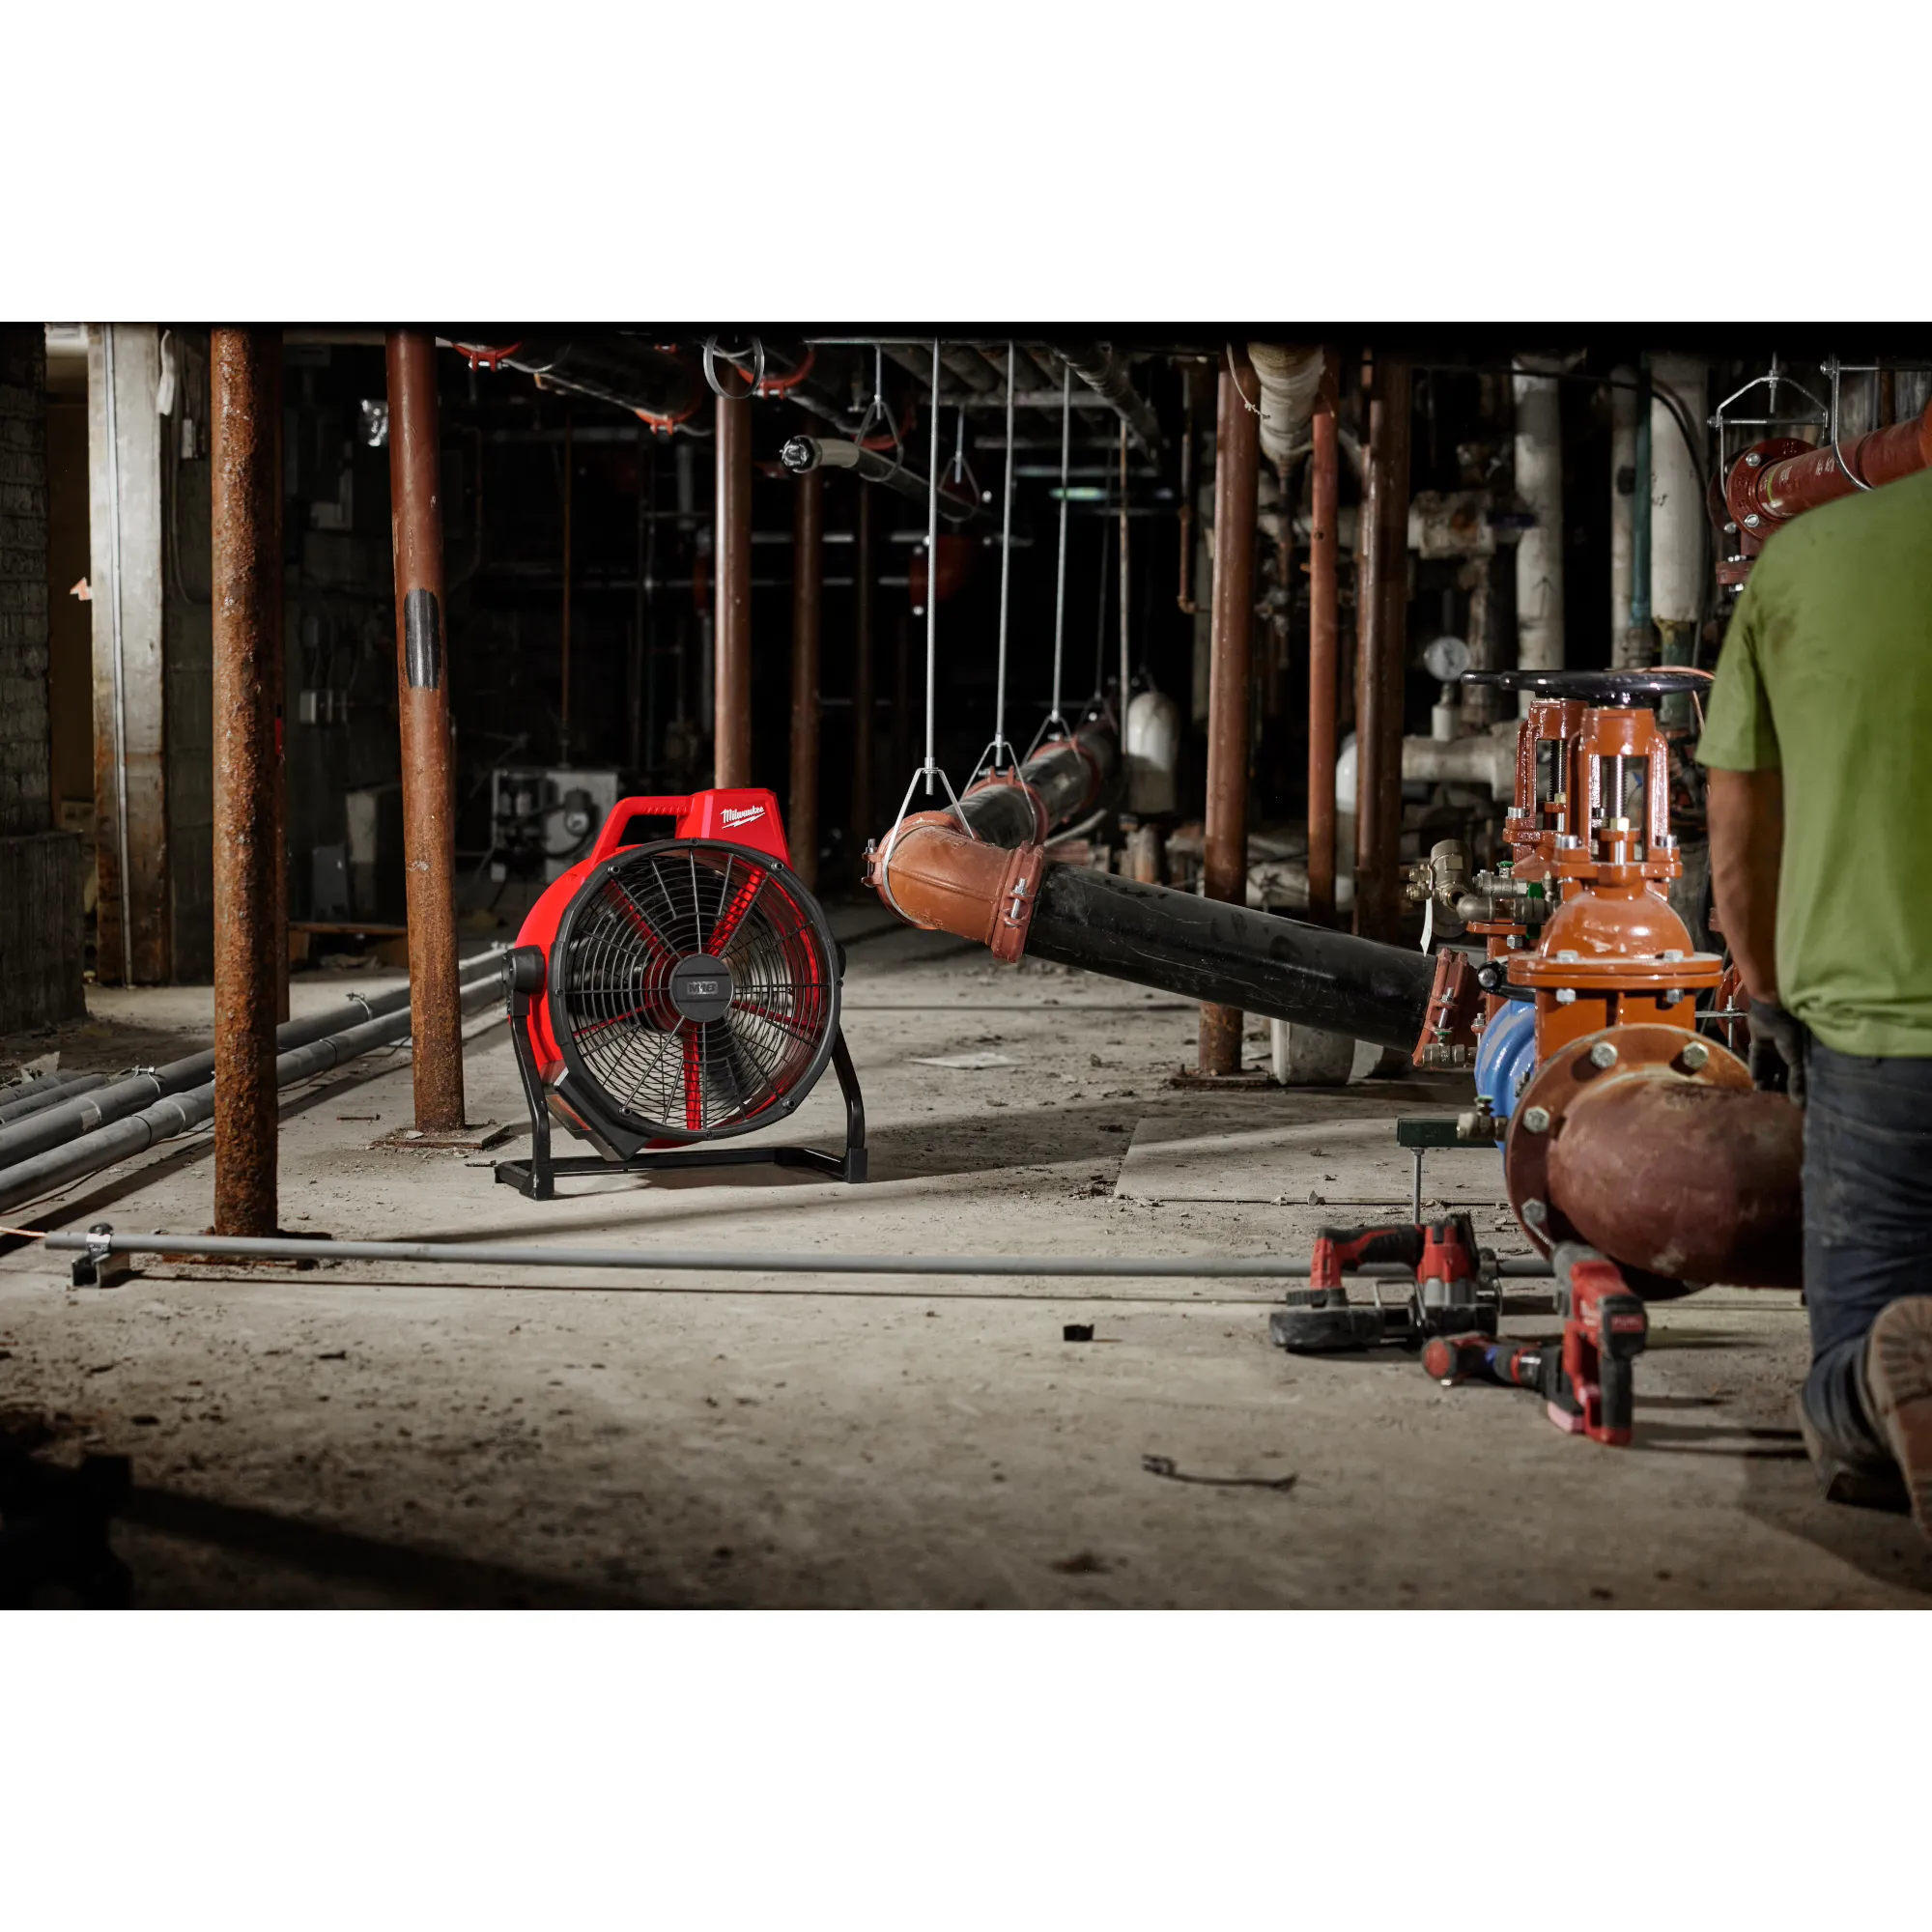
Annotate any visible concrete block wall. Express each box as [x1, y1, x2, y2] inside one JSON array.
[[0, 326, 86, 1032]]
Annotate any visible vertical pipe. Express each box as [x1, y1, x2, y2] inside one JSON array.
[[1649, 351, 1708, 663], [1608, 366, 1640, 668], [1177, 367, 1200, 614], [560, 412, 573, 761], [1118, 421, 1131, 704], [714, 387, 753, 788], [384, 329, 466, 1132], [788, 469, 823, 889], [1631, 355, 1653, 649], [850, 480, 875, 839], [209, 327, 283, 1236], [1354, 353, 1411, 943], [1199, 351, 1261, 1077], [1512, 354, 1565, 699], [1306, 356, 1339, 924], [630, 424, 646, 770]]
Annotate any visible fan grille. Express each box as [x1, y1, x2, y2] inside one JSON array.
[[551, 840, 836, 1139]]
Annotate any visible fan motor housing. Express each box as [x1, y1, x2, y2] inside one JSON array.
[[511, 788, 841, 1151]]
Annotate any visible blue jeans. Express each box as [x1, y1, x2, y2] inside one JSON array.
[[1802, 1043, 1932, 1466]]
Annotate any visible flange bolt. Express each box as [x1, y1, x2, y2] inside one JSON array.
[[1522, 1198, 1548, 1227], [1680, 1039, 1709, 1071], [1520, 1105, 1551, 1134], [1587, 1040, 1619, 1069]]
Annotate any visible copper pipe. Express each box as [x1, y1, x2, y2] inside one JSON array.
[[209, 327, 283, 1236], [788, 469, 823, 890], [1199, 351, 1261, 1076], [714, 390, 753, 787], [1307, 356, 1340, 923], [1546, 1075, 1802, 1290], [1177, 365, 1200, 614], [385, 328, 466, 1132], [559, 412, 573, 757], [1354, 354, 1410, 943], [1118, 420, 1131, 703], [851, 481, 875, 843]]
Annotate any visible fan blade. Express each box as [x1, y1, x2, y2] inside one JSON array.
[[708, 863, 768, 953]]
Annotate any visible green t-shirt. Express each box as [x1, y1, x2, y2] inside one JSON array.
[[1697, 465, 1932, 1056]]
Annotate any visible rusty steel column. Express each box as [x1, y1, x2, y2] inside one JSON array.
[[850, 480, 876, 846], [385, 329, 466, 1132], [209, 329, 283, 1236], [1354, 354, 1411, 943], [1199, 350, 1262, 1077], [714, 388, 753, 787], [1307, 355, 1340, 924], [788, 469, 824, 889]]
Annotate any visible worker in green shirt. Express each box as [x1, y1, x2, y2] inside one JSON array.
[[1699, 462, 1932, 1539]]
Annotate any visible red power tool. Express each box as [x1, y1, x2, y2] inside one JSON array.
[[1269, 1214, 1499, 1355], [1421, 1242, 1649, 1446]]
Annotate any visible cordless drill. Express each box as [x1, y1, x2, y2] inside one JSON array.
[[1419, 1243, 1648, 1446]]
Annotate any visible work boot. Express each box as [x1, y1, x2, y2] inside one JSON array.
[[1863, 1296, 1932, 1542], [1794, 1398, 1907, 1512]]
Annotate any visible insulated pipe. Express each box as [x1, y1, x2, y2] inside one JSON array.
[[1608, 366, 1641, 668], [1054, 342, 1162, 456], [1200, 352, 1262, 1076], [1355, 355, 1411, 942], [780, 437, 994, 527], [1739, 402, 1932, 526], [0, 960, 508, 1219], [1246, 344, 1324, 471], [1648, 352, 1707, 654], [715, 387, 753, 788], [386, 330, 467, 1133], [1545, 1076, 1802, 1290], [1512, 355, 1565, 695], [0, 966, 498, 1172], [210, 327, 284, 1237], [1401, 731, 1515, 800], [40, 1226, 1554, 1282], [1307, 363, 1340, 923], [788, 468, 823, 890]]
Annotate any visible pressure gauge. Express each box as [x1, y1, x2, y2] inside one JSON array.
[[1423, 634, 1471, 683]]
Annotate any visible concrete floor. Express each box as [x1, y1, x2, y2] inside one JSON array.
[[5, 908, 1931, 1608]]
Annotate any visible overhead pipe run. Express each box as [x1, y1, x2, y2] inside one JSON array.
[[446, 336, 702, 427], [780, 437, 995, 527], [1727, 398, 1932, 538], [1054, 342, 1163, 456]]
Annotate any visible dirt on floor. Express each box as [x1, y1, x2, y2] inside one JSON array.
[[4, 907, 1929, 1608]]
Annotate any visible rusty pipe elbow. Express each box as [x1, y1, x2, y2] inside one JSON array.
[[867, 814, 1045, 964]]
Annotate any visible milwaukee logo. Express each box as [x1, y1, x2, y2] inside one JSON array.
[[721, 806, 766, 828]]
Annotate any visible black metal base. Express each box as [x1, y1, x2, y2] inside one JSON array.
[[494, 953, 867, 1202]]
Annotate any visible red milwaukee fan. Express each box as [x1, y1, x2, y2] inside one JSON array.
[[494, 788, 865, 1199]]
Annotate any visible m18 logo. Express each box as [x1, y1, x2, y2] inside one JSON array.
[[721, 805, 766, 829]]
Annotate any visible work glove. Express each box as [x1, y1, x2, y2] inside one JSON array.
[[1748, 999, 1808, 1109]]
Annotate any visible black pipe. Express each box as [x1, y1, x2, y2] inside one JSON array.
[[1024, 868, 1434, 1052], [956, 724, 1119, 844]]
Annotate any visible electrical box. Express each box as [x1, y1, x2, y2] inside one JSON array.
[[488, 767, 621, 884]]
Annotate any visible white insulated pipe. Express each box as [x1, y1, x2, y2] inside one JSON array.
[[1512, 356, 1565, 710], [1246, 344, 1324, 471], [1649, 352, 1709, 643], [1608, 366, 1641, 668], [1401, 730, 1516, 801]]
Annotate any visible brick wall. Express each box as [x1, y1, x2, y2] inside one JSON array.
[[0, 327, 52, 838], [0, 326, 85, 1031]]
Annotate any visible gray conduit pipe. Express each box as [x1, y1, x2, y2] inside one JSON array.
[[0, 947, 507, 1170], [0, 956, 508, 1217], [40, 1228, 1555, 1281], [0, 1073, 108, 1126]]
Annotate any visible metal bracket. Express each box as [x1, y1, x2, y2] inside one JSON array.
[[70, 1221, 133, 1290]]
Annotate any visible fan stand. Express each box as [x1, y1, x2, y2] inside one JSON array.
[[493, 987, 867, 1202]]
